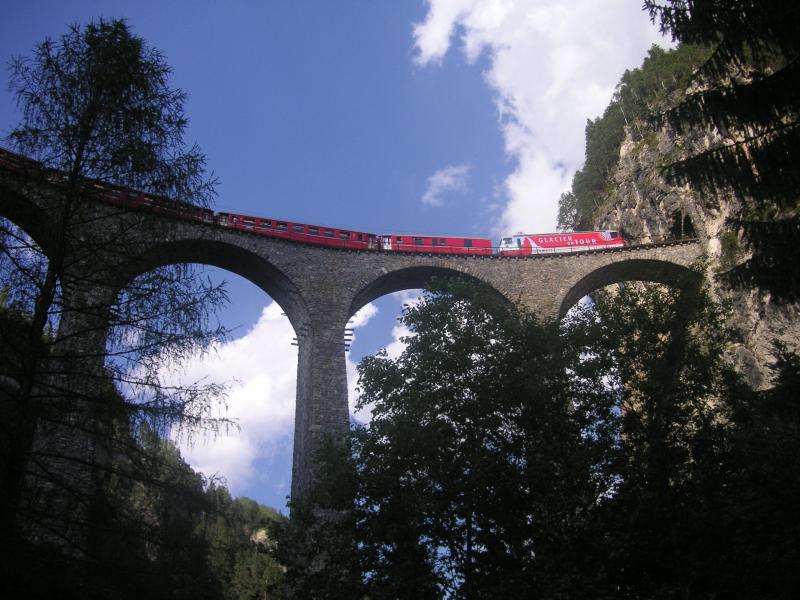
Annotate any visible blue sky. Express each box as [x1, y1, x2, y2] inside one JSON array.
[[1, 1, 666, 511]]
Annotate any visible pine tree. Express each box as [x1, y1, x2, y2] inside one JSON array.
[[351, 279, 619, 598], [644, 0, 800, 301], [0, 18, 228, 574]]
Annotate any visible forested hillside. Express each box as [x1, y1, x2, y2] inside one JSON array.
[[557, 43, 710, 233], [557, 32, 800, 387], [1, 293, 286, 598]]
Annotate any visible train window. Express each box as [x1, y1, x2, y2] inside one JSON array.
[[503, 237, 512, 245], [439, 239, 447, 246], [610, 231, 618, 238], [324, 229, 335, 237], [309, 226, 319, 235], [464, 239, 473, 247], [357, 233, 363, 241], [293, 224, 304, 233], [339, 232, 350, 240], [219, 215, 227, 225], [396, 237, 402, 243], [414, 237, 423, 246], [516, 238, 521, 247], [277, 222, 287, 231]]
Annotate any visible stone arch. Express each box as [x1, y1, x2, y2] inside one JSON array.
[[117, 238, 309, 330], [0, 187, 56, 259], [559, 258, 702, 318], [348, 264, 511, 320], [0, 193, 67, 341]]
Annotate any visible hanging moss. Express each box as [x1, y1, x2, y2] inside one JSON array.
[[719, 230, 741, 270]]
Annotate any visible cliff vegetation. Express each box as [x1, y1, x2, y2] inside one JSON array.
[[557, 27, 799, 386]]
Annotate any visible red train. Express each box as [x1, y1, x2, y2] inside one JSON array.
[[0, 146, 624, 255]]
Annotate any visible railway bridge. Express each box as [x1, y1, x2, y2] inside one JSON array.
[[1, 170, 703, 498]]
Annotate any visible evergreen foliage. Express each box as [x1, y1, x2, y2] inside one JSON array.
[[558, 44, 709, 232], [290, 278, 800, 598], [0, 17, 232, 584], [0, 370, 287, 599], [277, 438, 362, 600], [645, 0, 800, 301], [7, 18, 215, 204]]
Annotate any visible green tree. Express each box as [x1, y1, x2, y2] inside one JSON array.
[[203, 487, 286, 600], [117, 425, 222, 600], [278, 437, 362, 600], [0, 16, 227, 580], [231, 550, 285, 600], [345, 278, 800, 598], [571, 283, 800, 597], [570, 284, 740, 596], [644, 0, 800, 300], [351, 280, 619, 598]]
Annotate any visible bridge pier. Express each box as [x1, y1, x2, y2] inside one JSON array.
[[16, 276, 116, 556], [291, 314, 350, 500]]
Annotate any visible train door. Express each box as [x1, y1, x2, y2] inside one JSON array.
[[381, 235, 393, 250], [367, 234, 377, 250]]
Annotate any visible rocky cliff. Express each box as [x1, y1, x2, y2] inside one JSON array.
[[594, 120, 799, 388]]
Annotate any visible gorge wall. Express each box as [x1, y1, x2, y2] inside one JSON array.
[[593, 119, 799, 388]]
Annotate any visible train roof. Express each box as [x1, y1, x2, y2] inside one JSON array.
[[504, 230, 619, 237]]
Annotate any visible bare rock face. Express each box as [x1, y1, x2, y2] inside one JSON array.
[[250, 528, 277, 553], [595, 124, 799, 388]]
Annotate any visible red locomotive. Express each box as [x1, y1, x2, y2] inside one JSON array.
[[0, 146, 624, 256], [497, 231, 625, 256]]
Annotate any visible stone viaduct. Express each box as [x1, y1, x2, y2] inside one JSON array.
[[1, 170, 703, 499]]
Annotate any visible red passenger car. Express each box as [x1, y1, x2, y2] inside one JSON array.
[[217, 213, 378, 250], [98, 185, 216, 223], [0, 148, 29, 171], [379, 234, 492, 255]]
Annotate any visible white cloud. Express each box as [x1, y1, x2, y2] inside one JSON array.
[[391, 288, 425, 308], [347, 359, 369, 423], [170, 302, 297, 495], [346, 303, 382, 423], [384, 322, 414, 361], [386, 290, 420, 359], [413, 0, 667, 234], [421, 163, 471, 207], [350, 301, 379, 328]]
